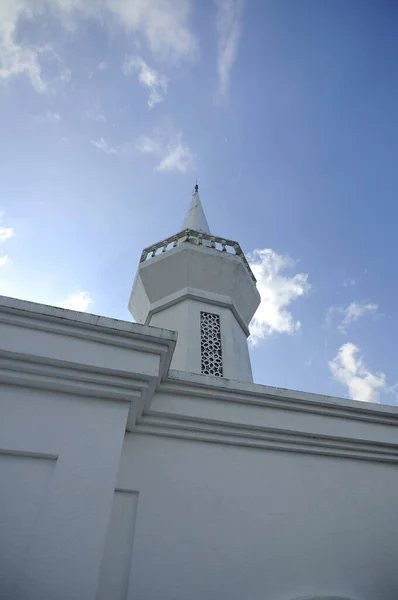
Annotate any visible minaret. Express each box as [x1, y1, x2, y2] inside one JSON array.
[[128, 185, 260, 382]]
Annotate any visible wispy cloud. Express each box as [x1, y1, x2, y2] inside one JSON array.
[[91, 138, 118, 155], [33, 111, 62, 126], [216, 0, 244, 100], [247, 248, 310, 345], [0, 255, 11, 267], [343, 278, 357, 287], [0, 0, 71, 94], [136, 130, 194, 172], [156, 141, 194, 172], [325, 300, 379, 334], [0, 210, 14, 243], [61, 291, 94, 312], [0, 0, 49, 93], [89, 60, 107, 79], [329, 343, 388, 403], [86, 108, 106, 122], [136, 135, 162, 155], [0, 210, 13, 267], [0, 226, 13, 243], [124, 55, 168, 108], [46, 112, 61, 123], [0, 0, 196, 92]]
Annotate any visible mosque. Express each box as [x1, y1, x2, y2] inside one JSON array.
[[1, 186, 397, 600]]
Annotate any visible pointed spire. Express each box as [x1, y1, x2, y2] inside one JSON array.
[[181, 184, 211, 234]]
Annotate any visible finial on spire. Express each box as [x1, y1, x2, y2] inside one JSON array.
[[183, 182, 210, 234]]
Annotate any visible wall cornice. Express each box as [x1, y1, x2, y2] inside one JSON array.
[[0, 297, 177, 429], [163, 370, 398, 427], [0, 296, 176, 376], [145, 287, 250, 337], [130, 370, 398, 463], [0, 351, 145, 401], [134, 412, 398, 463]]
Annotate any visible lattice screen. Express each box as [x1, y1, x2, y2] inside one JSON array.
[[200, 312, 223, 377]]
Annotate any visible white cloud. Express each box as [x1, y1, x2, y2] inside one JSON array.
[[0, 227, 13, 242], [33, 111, 62, 126], [86, 108, 106, 122], [0, 0, 196, 92], [0, 2, 47, 92], [61, 291, 94, 312], [0, 255, 11, 267], [0, 211, 13, 267], [339, 301, 378, 333], [88, 60, 107, 79], [0, 210, 14, 243], [46, 111, 61, 123], [136, 130, 194, 173], [326, 300, 379, 334], [136, 134, 163, 155], [124, 55, 168, 108], [247, 248, 310, 345], [216, 0, 244, 99], [387, 383, 398, 404], [156, 140, 194, 172], [91, 137, 117, 155], [0, 1, 72, 93], [329, 343, 387, 403], [343, 278, 356, 287]]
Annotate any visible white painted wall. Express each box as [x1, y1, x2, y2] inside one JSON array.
[[2, 296, 398, 600], [0, 385, 129, 600], [96, 489, 139, 600], [117, 430, 398, 600]]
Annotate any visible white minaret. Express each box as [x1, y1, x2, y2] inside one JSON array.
[[128, 185, 260, 382]]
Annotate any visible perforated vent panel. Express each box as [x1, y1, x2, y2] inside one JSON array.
[[200, 312, 223, 377]]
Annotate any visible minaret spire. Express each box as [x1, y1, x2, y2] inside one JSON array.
[[181, 183, 211, 234]]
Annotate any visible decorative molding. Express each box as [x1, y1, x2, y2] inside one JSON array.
[[145, 287, 250, 337], [0, 448, 58, 461], [0, 351, 145, 401], [135, 412, 398, 464], [0, 297, 179, 429], [0, 350, 155, 431], [162, 370, 398, 427], [0, 296, 177, 380]]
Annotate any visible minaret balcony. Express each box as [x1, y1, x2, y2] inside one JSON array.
[[139, 228, 256, 285]]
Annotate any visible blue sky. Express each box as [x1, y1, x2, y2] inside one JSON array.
[[1, 0, 397, 404]]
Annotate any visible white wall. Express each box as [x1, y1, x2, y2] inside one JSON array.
[[96, 489, 139, 600], [0, 385, 129, 600], [116, 431, 398, 600], [2, 297, 398, 600]]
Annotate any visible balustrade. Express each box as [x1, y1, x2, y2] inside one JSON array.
[[139, 229, 256, 283]]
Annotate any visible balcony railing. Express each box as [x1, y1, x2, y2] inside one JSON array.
[[139, 229, 256, 283]]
